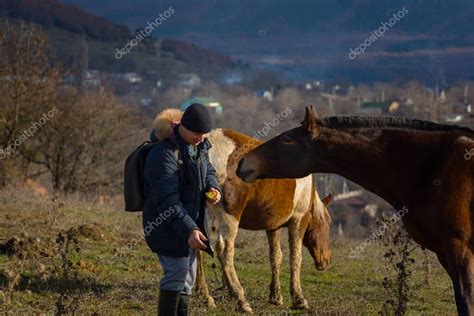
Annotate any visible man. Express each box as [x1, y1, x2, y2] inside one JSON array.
[[142, 104, 222, 315]]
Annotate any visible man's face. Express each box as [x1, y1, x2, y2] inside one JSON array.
[[179, 125, 209, 145]]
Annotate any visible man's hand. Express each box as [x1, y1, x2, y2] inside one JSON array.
[[205, 187, 221, 204], [188, 229, 208, 250]]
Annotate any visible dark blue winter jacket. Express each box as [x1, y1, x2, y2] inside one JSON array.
[[142, 124, 221, 257]]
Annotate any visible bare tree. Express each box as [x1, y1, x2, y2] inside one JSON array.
[[20, 88, 143, 194], [0, 20, 144, 194], [0, 20, 63, 186]]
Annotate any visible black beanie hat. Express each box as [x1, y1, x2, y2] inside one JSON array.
[[181, 103, 215, 133]]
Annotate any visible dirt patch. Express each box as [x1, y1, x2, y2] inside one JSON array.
[[0, 235, 55, 258], [76, 259, 100, 273], [68, 223, 106, 241]]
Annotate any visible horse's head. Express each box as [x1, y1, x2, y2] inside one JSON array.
[[237, 106, 321, 183], [302, 192, 332, 271]]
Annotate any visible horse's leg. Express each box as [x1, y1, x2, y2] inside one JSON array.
[[208, 208, 228, 289], [288, 218, 309, 309], [266, 228, 283, 305], [442, 240, 474, 316], [195, 250, 216, 309], [214, 212, 253, 313]]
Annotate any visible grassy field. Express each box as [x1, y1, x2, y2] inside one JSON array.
[[0, 188, 457, 315]]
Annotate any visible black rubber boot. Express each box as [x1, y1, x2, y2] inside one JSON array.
[[158, 290, 180, 316], [177, 294, 189, 316]]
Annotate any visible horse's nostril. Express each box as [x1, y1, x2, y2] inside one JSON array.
[[237, 158, 255, 179], [239, 169, 255, 180], [237, 158, 244, 170]]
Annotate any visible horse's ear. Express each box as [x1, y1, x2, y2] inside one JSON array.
[[322, 192, 333, 206], [301, 105, 320, 140]]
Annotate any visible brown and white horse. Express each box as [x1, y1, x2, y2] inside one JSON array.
[[237, 106, 474, 315], [153, 109, 332, 313]]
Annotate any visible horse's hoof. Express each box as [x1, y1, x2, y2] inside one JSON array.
[[207, 296, 216, 309], [292, 298, 309, 310], [269, 295, 283, 306], [237, 301, 253, 313]]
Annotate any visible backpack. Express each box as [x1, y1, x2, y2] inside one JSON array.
[[124, 140, 179, 212]]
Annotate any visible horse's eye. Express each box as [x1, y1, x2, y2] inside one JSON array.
[[281, 135, 294, 144]]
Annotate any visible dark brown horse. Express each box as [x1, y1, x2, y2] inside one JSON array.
[[237, 106, 474, 315]]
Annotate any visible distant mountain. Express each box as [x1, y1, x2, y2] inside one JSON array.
[[58, 0, 474, 84], [58, 0, 474, 39], [161, 39, 233, 69], [0, 0, 238, 81], [0, 0, 130, 41]]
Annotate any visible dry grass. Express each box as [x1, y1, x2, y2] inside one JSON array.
[[0, 188, 456, 315]]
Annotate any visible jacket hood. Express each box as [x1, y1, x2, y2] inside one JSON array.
[[152, 108, 184, 141], [151, 107, 212, 150]]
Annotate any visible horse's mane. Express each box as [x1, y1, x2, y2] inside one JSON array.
[[317, 116, 474, 135]]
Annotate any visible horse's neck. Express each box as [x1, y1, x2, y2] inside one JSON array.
[[314, 128, 437, 208]]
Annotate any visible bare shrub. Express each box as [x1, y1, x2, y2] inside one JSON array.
[[378, 221, 417, 316]]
